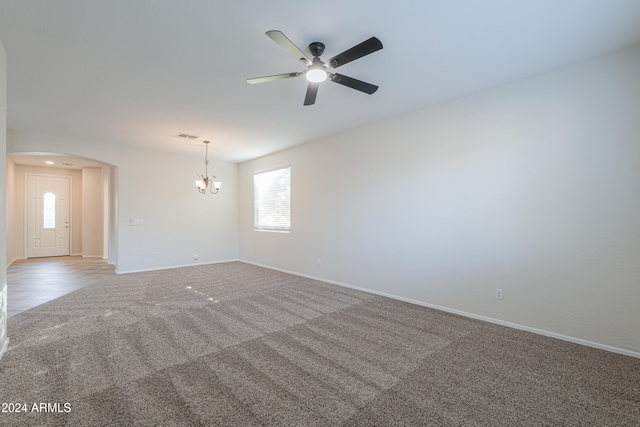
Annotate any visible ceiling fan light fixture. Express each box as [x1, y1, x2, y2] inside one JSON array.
[[306, 67, 327, 83]]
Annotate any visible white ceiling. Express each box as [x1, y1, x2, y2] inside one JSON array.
[[1, 0, 640, 164]]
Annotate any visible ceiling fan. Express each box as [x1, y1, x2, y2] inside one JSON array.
[[247, 30, 383, 106]]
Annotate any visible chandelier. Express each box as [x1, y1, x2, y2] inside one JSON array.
[[195, 141, 221, 194]]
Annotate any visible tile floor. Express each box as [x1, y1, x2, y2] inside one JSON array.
[[7, 256, 116, 318]]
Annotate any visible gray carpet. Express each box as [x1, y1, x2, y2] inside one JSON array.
[[1, 262, 638, 426]]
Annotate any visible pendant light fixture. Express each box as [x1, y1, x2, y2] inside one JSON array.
[[195, 141, 221, 194]]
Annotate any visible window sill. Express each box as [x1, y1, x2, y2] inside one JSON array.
[[254, 228, 290, 234]]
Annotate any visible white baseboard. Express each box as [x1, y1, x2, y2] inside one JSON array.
[[7, 257, 24, 267], [116, 259, 239, 275], [0, 337, 9, 364], [241, 260, 640, 360]]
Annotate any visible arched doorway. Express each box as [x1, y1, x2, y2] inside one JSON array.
[[6, 152, 118, 268], [5, 152, 119, 317]]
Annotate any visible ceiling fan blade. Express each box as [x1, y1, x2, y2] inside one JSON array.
[[247, 72, 302, 84], [330, 73, 379, 94], [266, 30, 312, 65], [327, 37, 383, 69], [304, 83, 319, 106]]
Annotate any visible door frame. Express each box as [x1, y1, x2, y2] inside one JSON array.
[[24, 173, 73, 258]]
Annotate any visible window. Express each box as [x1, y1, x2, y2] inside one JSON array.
[[43, 192, 56, 229], [254, 166, 291, 232]]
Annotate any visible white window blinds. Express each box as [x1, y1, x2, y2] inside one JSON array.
[[254, 166, 291, 231]]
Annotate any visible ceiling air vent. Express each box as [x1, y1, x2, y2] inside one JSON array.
[[62, 163, 74, 166], [174, 133, 199, 140]]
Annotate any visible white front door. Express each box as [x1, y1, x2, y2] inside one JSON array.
[[26, 175, 71, 258]]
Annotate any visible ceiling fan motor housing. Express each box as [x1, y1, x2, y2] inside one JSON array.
[[309, 42, 325, 57]]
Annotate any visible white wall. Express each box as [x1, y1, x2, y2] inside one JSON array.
[[0, 39, 8, 362], [6, 157, 17, 265], [7, 133, 239, 273], [82, 166, 103, 257], [239, 45, 640, 357]]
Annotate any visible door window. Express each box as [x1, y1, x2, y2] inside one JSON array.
[[43, 192, 56, 229]]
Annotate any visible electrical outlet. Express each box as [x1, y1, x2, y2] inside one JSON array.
[[495, 289, 504, 300], [317, 259, 322, 267]]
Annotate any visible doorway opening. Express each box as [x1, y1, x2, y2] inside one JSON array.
[[7, 152, 118, 268]]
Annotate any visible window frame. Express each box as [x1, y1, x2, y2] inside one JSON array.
[[253, 165, 291, 233]]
